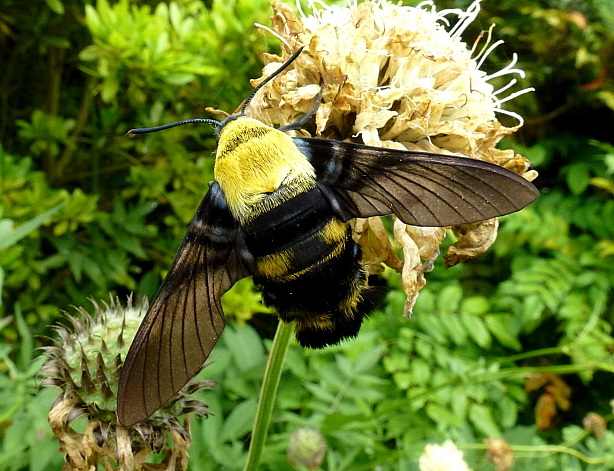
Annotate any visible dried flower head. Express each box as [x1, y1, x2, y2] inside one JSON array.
[[583, 412, 607, 439], [250, 0, 537, 313], [485, 437, 514, 471], [41, 296, 215, 471]]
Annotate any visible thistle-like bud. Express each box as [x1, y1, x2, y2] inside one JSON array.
[[287, 428, 327, 470], [41, 296, 215, 471]]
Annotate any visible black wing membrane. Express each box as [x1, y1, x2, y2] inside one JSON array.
[[118, 182, 252, 426], [295, 138, 539, 227]]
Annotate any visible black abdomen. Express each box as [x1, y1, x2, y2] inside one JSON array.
[[241, 186, 383, 348]]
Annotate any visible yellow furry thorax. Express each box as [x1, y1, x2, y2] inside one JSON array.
[[213, 117, 316, 223]]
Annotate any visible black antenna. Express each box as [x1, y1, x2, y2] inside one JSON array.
[[127, 47, 305, 135], [278, 83, 325, 132], [127, 118, 221, 135]]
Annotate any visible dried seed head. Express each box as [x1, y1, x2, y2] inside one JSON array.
[[583, 412, 607, 439], [41, 296, 215, 470], [485, 437, 515, 471], [251, 0, 537, 313]]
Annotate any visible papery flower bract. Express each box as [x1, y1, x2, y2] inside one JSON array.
[[250, 0, 537, 313]]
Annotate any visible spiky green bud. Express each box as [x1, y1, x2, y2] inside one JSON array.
[[41, 296, 215, 471]]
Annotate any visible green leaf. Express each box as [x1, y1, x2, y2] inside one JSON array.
[[101, 77, 120, 102], [15, 305, 34, 369], [166, 73, 196, 85], [461, 296, 490, 315], [219, 398, 257, 442], [436, 284, 463, 313], [0, 201, 67, 251], [426, 403, 462, 427], [0, 267, 4, 306], [45, 0, 64, 15], [417, 315, 448, 344], [498, 396, 518, 430], [222, 324, 266, 373], [460, 314, 491, 348], [484, 314, 522, 350], [353, 344, 384, 374], [566, 163, 591, 195], [440, 312, 468, 346], [469, 403, 501, 437], [410, 357, 431, 385]]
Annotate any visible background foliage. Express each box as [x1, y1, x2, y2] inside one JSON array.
[[1, 0, 614, 469]]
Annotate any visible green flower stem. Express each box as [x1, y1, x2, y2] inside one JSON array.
[[243, 320, 293, 471]]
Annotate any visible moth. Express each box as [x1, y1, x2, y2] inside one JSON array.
[[118, 48, 538, 425]]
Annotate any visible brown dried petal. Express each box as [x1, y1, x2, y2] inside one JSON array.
[[394, 219, 446, 315], [444, 219, 499, 268], [351, 217, 402, 275]]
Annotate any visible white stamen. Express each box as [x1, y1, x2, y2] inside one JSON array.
[[493, 87, 535, 108], [255, 23, 292, 50], [476, 39, 504, 70], [493, 107, 526, 127], [492, 78, 518, 98], [447, 0, 481, 38], [485, 53, 525, 81]]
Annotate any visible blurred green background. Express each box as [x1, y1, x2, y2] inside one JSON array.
[[1, 0, 614, 469]]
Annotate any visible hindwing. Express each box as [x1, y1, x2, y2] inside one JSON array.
[[117, 182, 252, 426]]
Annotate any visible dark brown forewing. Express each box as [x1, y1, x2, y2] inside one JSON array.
[[117, 182, 252, 426], [295, 138, 539, 227]]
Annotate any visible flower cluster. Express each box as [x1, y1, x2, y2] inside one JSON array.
[[250, 0, 536, 313], [418, 440, 472, 471]]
